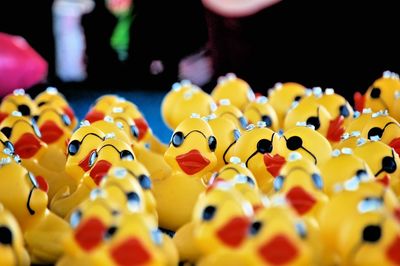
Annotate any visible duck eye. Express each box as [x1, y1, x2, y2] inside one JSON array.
[[356, 169, 368, 180], [257, 139, 273, 154], [126, 191, 141, 210], [0, 226, 13, 245], [249, 221, 263, 235], [294, 95, 302, 102], [362, 225, 381, 242], [104, 226, 118, 240], [130, 125, 139, 139], [311, 173, 323, 190], [295, 222, 307, 239], [3, 140, 14, 154], [138, 174, 152, 190], [370, 87, 381, 99], [32, 115, 39, 122], [61, 114, 71, 126], [239, 116, 248, 129], [382, 156, 396, 173], [70, 210, 82, 229], [339, 105, 350, 118], [31, 120, 42, 138], [120, 150, 134, 160], [274, 175, 284, 192], [368, 127, 383, 140], [246, 176, 256, 187], [233, 129, 241, 141], [88, 151, 98, 167], [68, 140, 81, 155], [1, 127, 12, 139], [208, 136, 217, 152], [171, 131, 184, 147], [286, 136, 303, 151], [37, 101, 46, 107], [18, 104, 31, 116], [306, 116, 320, 130], [202, 205, 216, 221], [261, 115, 272, 127]]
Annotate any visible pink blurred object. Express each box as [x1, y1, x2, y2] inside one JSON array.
[[202, 0, 281, 17], [0, 32, 48, 97]]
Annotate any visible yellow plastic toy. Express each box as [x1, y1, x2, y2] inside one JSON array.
[[34, 86, 77, 130], [284, 96, 345, 144], [267, 82, 307, 129], [354, 71, 400, 120], [207, 115, 240, 171], [211, 73, 255, 111], [243, 96, 279, 131], [360, 110, 400, 155], [0, 89, 38, 123], [0, 159, 71, 264], [354, 138, 400, 194], [232, 123, 282, 193], [345, 108, 373, 134], [152, 116, 217, 231], [213, 99, 248, 132], [317, 88, 354, 127], [320, 149, 375, 196], [278, 125, 332, 168], [161, 80, 214, 130], [273, 154, 329, 218], [0, 203, 30, 266], [84, 94, 126, 123], [0, 113, 75, 201]]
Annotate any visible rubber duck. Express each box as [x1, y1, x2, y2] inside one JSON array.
[[267, 82, 307, 129], [317, 88, 354, 127], [354, 138, 400, 195], [213, 99, 248, 132], [232, 122, 283, 193], [345, 108, 373, 134], [0, 112, 75, 201], [354, 71, 400, 120], [336, 131, 362, 150], [0, 203, 30, 266], [278, 124, 332, 168], [34, 86, 77, 130], [243, 96, 279, 131], [84, 94, 127, 123], [284, 93, 345, 144], [0, 158, 71, 264], [360, 110, 400, 155], [152, 116, 217, 231], [161, 80, 214, 130], [211, 73, 255, 111], [320, 148, 375, 196], [0, 89, 38, 123]]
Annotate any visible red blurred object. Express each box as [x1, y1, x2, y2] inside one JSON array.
[[0, 32, 48, 96], [202, 0, 281, 17]]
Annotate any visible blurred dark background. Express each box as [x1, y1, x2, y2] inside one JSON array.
[[1, 0, 399, 100]]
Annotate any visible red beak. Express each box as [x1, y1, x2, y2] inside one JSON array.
[[258, 234, 299, 265], [376, 174, 390, 187], [14, 133, 42, 159], [216, 216, 250, 248], [85, 109, 105, 123], [0, 112, 8, 123], [389, 138, 400, 155], [39, 120, 64, 144], [133, 118, 149, 141], [78, 149, 97, 172], [327, 115, 345, 142], [354, 91, 366, 112], [74, 217, 107, 251], [394, 208, 400, 223], [90, 160, 112, 186], [387, 235, 400, 265], [286, 186, 316, 215], [36, 175, 49, 193], [176, 149, 210, 175], [264, 153, 286, 177], [110, 237, 152, 266]]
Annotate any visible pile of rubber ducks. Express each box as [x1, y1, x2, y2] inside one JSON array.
[[1, 71, 400, 266]]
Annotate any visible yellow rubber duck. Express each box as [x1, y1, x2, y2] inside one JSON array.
[[243, 96, 279, 132], [317, 88, 354, 127], [0, 89, 38, 123], [152, 116, 217, 231], [84, 94, 127, 123], [213, 99, 248, 132], [211, 73, 255, 111]]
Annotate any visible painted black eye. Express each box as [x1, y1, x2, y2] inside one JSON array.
[[233, 129, 241, 141], [171, 131, 184, 147], [246, 176, 256, 187], [88, 151, 98, 167], [274, 175, 284, 192], [339, 105, 350, 118], [295, 222, 307, 239], [120, 150, 134, 160], [257, 139, 273, 154], [68, 140, 80, 155], [1, 127, 12, 139], [239, 116, 248, 129], [17, 104, 31, 116], [138, 174, 152, 190], [370, 87, 381, 99], [208, 136, 217, 152], [130, 125, 139, 139], [311, 173, 323, 190], [249, 221, 263, 235], [286, 136, 303, 151], [368, 127, 383, 139], [356, 169, 368, 180], [382, 156, 396, 173], [126, 191, 140, 209], [362, 225, 381, 242], [32, 115, 39, 122], [261, 115, 272, 127], [70, 210, 82, 228], [61, 114, 71, 126], [104, 226, 118, 240], [306, 116, 320, 130], [294, 95, 302, 102], [202, 205, 216, 221], [37, 101, 47, 107], [3, 140, 14, 154], [0, 226, 13, 245]]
